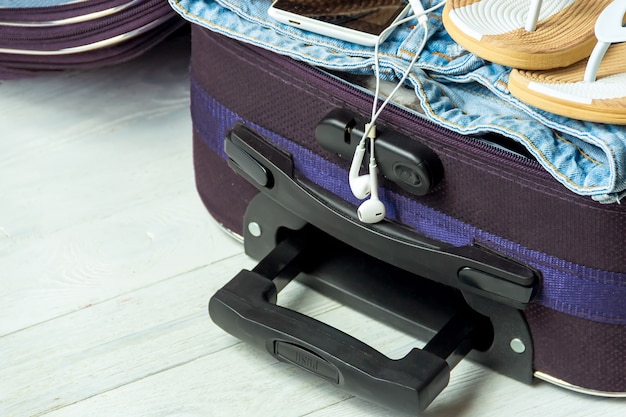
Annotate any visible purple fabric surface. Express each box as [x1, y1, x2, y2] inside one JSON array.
[[0, 18, 184, 70], [525, 303, 626, 393], [0, 66, 38, 79], [0, 0, 174, 49], [190, 25, 626, 275], [0, 0, 132, 22], [189, 23, 626, 395], [190, 76, 626, 326], [193, 130, 626, 394]]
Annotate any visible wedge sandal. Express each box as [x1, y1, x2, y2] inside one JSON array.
[[508, 0, 626, 124], [442, 0, 614, 70]]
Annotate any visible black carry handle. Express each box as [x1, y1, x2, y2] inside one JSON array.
[[209, 230, 478, 414], [225, 123, 540, 310]]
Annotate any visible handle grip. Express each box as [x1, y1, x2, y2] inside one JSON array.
[[209, 234, 477, 414]]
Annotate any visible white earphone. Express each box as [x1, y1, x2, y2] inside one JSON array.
[[357, 160, 386, 224], [349, 140, 371, 199], [349, 122, 377, 199], [348, 0, 444, 224]]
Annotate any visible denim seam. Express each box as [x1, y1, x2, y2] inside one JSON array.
[[439, 143, 618, 211], [215, 0, 381, 56], [465, 88, 602, 167], [457, 71, 614, 185], [454, 82, 522, 114], [431, 51, 453, 62], [408, 73, 608, 193], [437, 69, 618, 188], [171, 0, 375, 70], [554, 132, 602, 166], [495, 88, 620, 193], [174, 0, 625, 199]]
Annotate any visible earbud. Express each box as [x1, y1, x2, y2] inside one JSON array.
[[349, 140, 371, 199], [347, 0, 439, 224], [351, 125, 386, 223], [358, 198, 386, 224], [357, 163, 386, 224]]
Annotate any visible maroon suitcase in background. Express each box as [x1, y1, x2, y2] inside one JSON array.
[[0, 0, 184, 76], [189, 25, 626, 414]]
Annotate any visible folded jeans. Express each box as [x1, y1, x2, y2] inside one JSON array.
[[169, 0, 626, 203]]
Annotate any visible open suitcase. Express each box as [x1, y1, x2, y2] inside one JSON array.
[[185, 9, 626, 416], [0, 0, 184, 75]]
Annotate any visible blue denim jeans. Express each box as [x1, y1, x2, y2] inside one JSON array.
[[170, 0, 626, 203]]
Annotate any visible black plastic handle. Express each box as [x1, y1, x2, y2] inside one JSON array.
[[225, 123, 541, 309], [209, 232, 477, 414]]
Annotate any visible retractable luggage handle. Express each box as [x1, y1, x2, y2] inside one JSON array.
[[211, 122, 539, 413], [210, 229, 478, 414]]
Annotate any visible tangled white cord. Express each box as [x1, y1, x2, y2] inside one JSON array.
[[351, 0, 447, 224]]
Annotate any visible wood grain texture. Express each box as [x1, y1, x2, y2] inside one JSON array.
[[0, 35, 242, 337], [0, 256, 247, 417], [0, 33, 624, 417]]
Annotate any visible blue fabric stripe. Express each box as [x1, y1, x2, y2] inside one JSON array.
[[191, 76, 626, 325]]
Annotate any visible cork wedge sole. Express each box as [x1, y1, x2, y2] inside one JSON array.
[[509, 44, 626, 124], [442, 0, 614, 70], [508, 1, 626, 124]]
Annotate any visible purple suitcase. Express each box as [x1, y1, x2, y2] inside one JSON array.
[[189, 25, 626, 413], [0, 0, 184, 75]]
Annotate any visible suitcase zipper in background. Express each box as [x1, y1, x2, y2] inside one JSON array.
[[0, 0, 170, 44], [0, 15, 176, 56], [0, 17, 176, 57], [0, 0, 142, 27]]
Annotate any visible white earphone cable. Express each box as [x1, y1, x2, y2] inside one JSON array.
[[352, 1, 447, 223], [368, 0, 447, 141]]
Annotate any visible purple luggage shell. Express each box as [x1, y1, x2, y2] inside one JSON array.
[[190, 25, 626, 398]]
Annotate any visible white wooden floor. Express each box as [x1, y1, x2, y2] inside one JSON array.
[[1, 34, 625, 417]]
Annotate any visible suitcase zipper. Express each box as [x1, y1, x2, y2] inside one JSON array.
[[270, 49, 550, 179]]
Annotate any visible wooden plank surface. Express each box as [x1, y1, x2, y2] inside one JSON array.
[[1, 34, 624, 417]]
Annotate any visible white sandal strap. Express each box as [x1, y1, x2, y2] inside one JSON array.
[[525, 0, 544, 31], [584, 0, 626, 82]]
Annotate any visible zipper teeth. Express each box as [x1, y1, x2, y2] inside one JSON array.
[[284, 55, 546, 176], [0, 0, 166, 42]]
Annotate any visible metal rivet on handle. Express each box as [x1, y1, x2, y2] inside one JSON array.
[[248, 222, 262, 238], [510, 338, 526, 354]]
